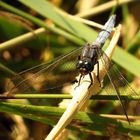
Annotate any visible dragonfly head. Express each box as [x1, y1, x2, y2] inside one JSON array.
[[76, 60, 93, 75]]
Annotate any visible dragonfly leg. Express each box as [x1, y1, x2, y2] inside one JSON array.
[[97, 61, 101, 87], [71, 79, 78, 84], [78, 74, 83, 86], [88, 73, 93, 89], [74, 74, 83, 90]]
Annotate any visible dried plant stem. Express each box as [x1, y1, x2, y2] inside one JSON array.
[[76, 0, 134, 18], [101, 114, 140, 120], [0, 28, 46, 51], [57, 9, 111, 30], [45, 25, 121, 140]]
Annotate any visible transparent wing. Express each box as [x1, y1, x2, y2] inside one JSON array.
[[96, 48, 140, 122], [6, 47, 83, 94]]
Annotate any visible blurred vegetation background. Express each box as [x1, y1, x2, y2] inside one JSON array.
[[0, 0, 140, 140]]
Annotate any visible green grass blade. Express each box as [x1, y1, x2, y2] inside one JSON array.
[[19, 0, 97, 42], [113, 47, 140, 77], [0, 102, 140, 135], [0, 94, 139, 101], [0, 1, 84, 46]]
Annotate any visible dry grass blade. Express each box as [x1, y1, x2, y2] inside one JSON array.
[[0, 27, 46, 51], [75, 0, 135, 18]]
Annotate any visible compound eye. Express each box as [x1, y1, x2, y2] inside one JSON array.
[[76, 60, 83, 69], [85, 62, 93, 71]]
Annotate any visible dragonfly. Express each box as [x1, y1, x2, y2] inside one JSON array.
[[76, 15, 116, 87], [6, 15, 139, 123]]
